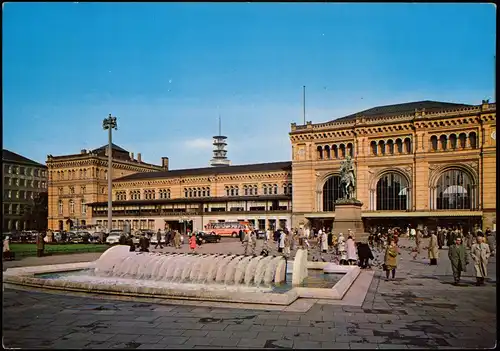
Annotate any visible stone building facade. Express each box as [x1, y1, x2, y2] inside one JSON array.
[[290, 100, 496, 232], [2, 149, 48, 231], [88, 162, 293, 232], [46, 144, 166, 231]]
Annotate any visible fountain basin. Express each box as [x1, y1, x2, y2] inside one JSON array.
[[3, 247, 361, 305]]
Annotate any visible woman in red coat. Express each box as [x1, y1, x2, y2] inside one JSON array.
[[189, 233, 197, 253]]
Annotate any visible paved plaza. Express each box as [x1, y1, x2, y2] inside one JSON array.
[[2, 237, 496, 349]]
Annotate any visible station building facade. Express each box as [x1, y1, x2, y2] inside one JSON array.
[[290, 100, 496, 232], [47, 99, 496, 233]]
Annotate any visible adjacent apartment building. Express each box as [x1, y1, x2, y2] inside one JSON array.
[[2, 149, 48, 232]]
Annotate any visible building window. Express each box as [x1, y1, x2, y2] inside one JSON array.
[[69, 200, 75, 214], [322, 175, 343, 211], [83, 169, 87, 179], [263, 184, 268, 195], [58, 200, 63, 215], [101, 187, 105, 194], [81, 199, 86, 214], [430, 135, 438, 151], [70, 187, 75, 194], [376, 172, 409, 211], [7, 190, 11, 198], [207, 188, 211, 197], [27, 191, 31, 199], [225, 187, 230, 196], [15, 178, 19, 186], [30, 192, 34, 200], [15, 190, 19, 199], [436, 169, 475, 210], [8, 178, 12, 186], [272, 184, 278, 195], [58, 187, 63, 195], [21, 190, 26, 199], [81, 186, 86, 194], [7, 166, 12, 174]]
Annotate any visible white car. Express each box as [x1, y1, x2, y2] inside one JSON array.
[[106, 233, 122, 245]]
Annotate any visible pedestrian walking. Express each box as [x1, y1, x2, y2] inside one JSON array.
[[155, 229, 163, 249], [384, 238, 398, 280], [428, 231, 439, 265], [320, 230, 328, 254], [412, 229, 422, 260], [278, 231, 285, 253], [346, 235, 357, 265], [139, 233, 150, 252], [357, 242, 374, 269], [36, 232, 45, 257], [448, 237, 468, 285], [470, 235, 491, 286], [437, 229, 445, 249], [189, 233, 197, 253], [173, 230, 181, 249], [485, 231, 496, 257]]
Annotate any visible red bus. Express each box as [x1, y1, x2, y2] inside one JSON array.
[[205, 221, 251, 237]]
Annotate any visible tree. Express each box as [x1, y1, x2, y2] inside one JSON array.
[[23, 192, 48, 231]]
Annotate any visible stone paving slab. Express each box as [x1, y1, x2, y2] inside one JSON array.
[[2, 238, 496, 349]]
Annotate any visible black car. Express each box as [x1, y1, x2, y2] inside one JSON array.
[[196, 231, 221, 245]]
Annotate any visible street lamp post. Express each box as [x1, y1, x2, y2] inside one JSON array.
[[102, 114, 117, 234]]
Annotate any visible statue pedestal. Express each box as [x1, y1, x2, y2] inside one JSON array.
[[334, 199, 368, 243]]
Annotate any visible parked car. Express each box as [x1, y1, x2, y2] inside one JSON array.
[[256, 230, 266, 239], [195, 231, 221, 245], [106, 233, 124, 245]]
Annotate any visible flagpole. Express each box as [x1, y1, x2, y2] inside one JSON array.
[[303, 85, 306, 125]]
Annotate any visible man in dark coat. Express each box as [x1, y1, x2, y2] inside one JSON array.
[[446, 229, 456, 247], [357, 242, 374, 269], [126, 235, 136, 252], [448, 236, 468, 285], [155, 229, 163, 249], [437, 229, 445, 249], [239, 229, 244, 242], [139, 234, 150, 252]]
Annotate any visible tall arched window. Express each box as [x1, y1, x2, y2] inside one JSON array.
[[324, 145, 331, 159], [370, 141, 377, 156], [69, 200, 75, 214], [396, 139, 403, 154], [439, 135, 447, 151], [404, 138, 412, 153], [376, 172, 409, 211], [387, 140, 394, 155], [81, 199, 86, 214], [430, 136, 438, 151], [449, 134, 457, 149], [347, 143, 354, 158], [436, 169, 474, 210], [244, 185, 248, 195], [458, 133, 467, 149], [333, 145, 339, 159], [322, 175, 343, 211], [263, 184, 268, 195], [58, 200, 63, 215], [339, 144, 346, 158], [317, 146, 323, 160], [469, 132, 477, 149], [272, 184, 278, 194]]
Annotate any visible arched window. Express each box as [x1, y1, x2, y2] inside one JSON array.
[[81, 199, 86, 214], [324, 145, 331, 159], [207, 188, 211, 197], [378, 141, 385, 155], [184, 189, 188, 197], [69, 200, 75, 214], [79, 169, 83, 179], [317, 146, 323, 160], [272, 184, 278, 194], [263, 184, 268, 195], [469, 132, 477, 149], [371, 141, 377, 156], [404, 138, 411, 153], [430, 136, 438, 151], [376, 172, 409, 211], [322, 175, 343, 212], [396, 139, 403, 154], [458, 133, 467, 149], [225, 187, 230, 196], [234, 187, 239, 196], [439, 135, 447, 151], [333, 145, 339, 159], [436, 169, 474, 210], [339, 144, 346, 158], [244, 185, 248, 195], [83, 169, 87, 179], [197, 188, 202, 197], [449, 134, 457, 149], [386, 140, 394, 155], [58, 200, 63, 215]]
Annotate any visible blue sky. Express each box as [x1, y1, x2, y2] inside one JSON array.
[[3, 3, 496, 169]]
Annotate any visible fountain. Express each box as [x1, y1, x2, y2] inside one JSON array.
[[3, 246, 363, 306]]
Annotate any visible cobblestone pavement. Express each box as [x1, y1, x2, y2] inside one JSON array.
[[3, 238, 496, 349]]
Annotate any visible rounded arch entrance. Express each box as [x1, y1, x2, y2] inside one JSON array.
[[321, 174, 344, 211], [371, 170, 411, 211], [431, 167, 477, 210]]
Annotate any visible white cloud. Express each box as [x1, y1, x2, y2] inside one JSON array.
[[183, 138, 213, 150]]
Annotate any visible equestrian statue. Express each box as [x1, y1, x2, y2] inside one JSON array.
[[339, 156, 356, 200]]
